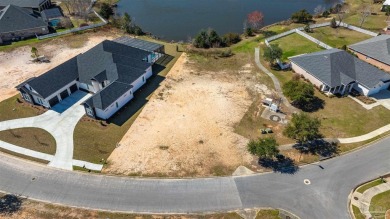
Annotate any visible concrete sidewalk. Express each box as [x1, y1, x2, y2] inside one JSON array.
[[352, 178, 390, 218], [338, 124, 390, 144]]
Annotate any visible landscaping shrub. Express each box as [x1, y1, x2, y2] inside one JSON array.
[[222, 33, 241, 46]]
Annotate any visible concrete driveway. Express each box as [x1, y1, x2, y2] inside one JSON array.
[[0, 91, 102, 170]]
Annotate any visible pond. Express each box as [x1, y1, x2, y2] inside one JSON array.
[[117, 0, 339, 41]]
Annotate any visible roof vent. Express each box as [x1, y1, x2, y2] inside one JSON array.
[[324, 55, 328, 59]]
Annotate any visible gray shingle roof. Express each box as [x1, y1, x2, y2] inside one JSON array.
[[349, 35, 390, 66], [77, 40, 151, 85], [0, 4, 47, 33], [84, 82, 132, 110], [0, 0, 46, 8], [114, 36, 163, 52], [116, 64, 146, 84], [26, 57, 79, 98], [289, 49, 390, 89]]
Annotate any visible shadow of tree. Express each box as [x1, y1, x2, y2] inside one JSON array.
[[293, 97, 325, 112], [258, 155, 299, 174], [293, 139, 340, 158], [0, 194, 22, 215]]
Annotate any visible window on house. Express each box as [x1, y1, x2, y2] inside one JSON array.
[[116, 102, 118, 108], [142, 76, 145, 82]]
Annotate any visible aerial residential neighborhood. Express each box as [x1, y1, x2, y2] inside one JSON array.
[[0, 0, 389, 218]]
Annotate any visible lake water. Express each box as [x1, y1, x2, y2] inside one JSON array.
[[117, 0, 339, 41]]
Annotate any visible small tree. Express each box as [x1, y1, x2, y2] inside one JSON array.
[[283, 113, 322, 145], [247, 137, 279, 159], [207, 29, 222, 48], [330, 17, 337, 28], [304, 23, 312, 33], [291, 9, 313, 23], [99, 3, 113, 19], [31, 47, 39, 59], [122, 12, 132, 33], [247, 10, 264, 31], [193, 30, 209, 48], [359, 4, 371, 27], [263, 44, 283, 65], [322, 10, 330, 18], [244, 27, 253, 37], [333, 3, 350, 26], [282, 79, 315, 108]]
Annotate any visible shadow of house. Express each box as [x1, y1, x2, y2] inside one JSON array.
[[108, 72, 166, 126], [258, 155, 299, 174], [0, 194, 22, 215], [107, 54, 173, 126]]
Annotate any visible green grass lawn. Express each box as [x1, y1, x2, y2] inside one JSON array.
[[370, 190, 390, 218], [308, 26, 372, 48], [311, 92, 390, 139], [256, 209, 281, 219], [73, 110, 141, 164], [270, 33, 324, 61], [344, 1, 387, 32], [353, 205, 366, 219], [0, 128, 56, 155], [0, 95, 45, 122], [357, 179, 384, 193]]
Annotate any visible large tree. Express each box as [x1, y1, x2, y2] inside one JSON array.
[[283, 113, 322, 145], [263, 44, 283, 65], [247, 11, 264, 31], [247, 137, 279, 159], [291, 9, 313, 23], [99, 3, 113, 19], [282, 79, 315, 107]]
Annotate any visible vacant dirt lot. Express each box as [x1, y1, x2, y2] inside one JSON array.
[[0, 33, 116, 102], [105, 54, 270, 177]]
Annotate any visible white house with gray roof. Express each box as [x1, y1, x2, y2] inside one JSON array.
[[290, 49, 390, 96], [349, 35, 390, 72], [16, 37, 165, 120]]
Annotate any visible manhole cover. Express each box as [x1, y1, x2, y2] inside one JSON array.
[[304, 179, 311, 185], [270, 115, 281, 122]]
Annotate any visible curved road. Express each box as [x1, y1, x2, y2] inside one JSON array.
[[0, 138, 389, 218]]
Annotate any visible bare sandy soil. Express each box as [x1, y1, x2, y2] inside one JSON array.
[[105, 54, 270, 177], [0, 35, 114, 102]]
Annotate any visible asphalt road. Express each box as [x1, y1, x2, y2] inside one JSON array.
[[0, 138, 389, 218]]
